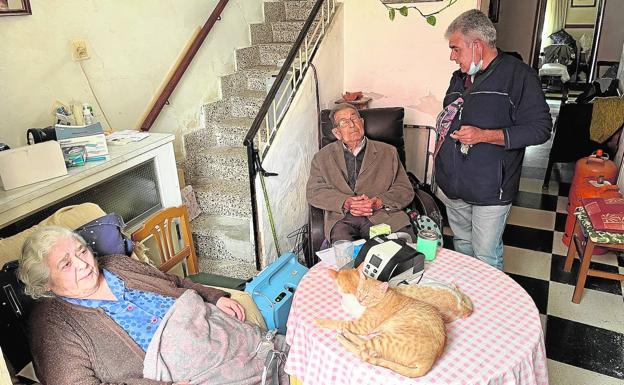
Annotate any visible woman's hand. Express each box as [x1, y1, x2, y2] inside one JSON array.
[[216, 297, 246, 321]]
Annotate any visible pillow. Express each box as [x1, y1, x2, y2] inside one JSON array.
[[0, 203, 106, 268], [76, 213, 134, 257]]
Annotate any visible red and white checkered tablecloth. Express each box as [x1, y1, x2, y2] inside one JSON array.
[[285, 248, 548, 385]]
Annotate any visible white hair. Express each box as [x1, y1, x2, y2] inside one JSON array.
[[18, 226, 87, 299], [445, 9, 497, 48]]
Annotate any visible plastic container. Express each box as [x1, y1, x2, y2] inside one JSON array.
[[82, 103, 94, 125]]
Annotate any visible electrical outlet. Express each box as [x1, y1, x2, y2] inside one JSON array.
[[71, 39, 90, 61]]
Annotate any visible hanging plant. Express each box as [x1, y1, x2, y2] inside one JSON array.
[[380, 0, 459, 26]]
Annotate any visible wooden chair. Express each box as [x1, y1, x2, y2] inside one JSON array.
[[132, 205, 198, 275], [564, 208, 624, 303], [132, 205, 247, 289]]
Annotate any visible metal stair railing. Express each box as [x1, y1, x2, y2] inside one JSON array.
[[243, 0, 337, 268]]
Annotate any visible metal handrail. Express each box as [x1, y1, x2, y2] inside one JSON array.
[[140, 0, 229, 131], [243, 0, 337, 268], [243, 0, 324, 146]]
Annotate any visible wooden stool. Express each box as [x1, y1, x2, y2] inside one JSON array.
[[564, 208, 624, 303]]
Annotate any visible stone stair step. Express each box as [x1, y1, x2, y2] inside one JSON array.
[[201, 99, 231, 124], [283, 0, 316, 21], [197, 258, 258, 281], [263, 1, 286, 23], [193, 178, 251, 218], [211, 117, 258, 147], [192, 146, 248, 181], [192, 213, 255, 264], [229, 90, 267, 119], [250, 23, 273, 45], [184, 128, 214, 162], [251, 21, 314, 44], [236, 43, 292, 70], [221, 65, 279, 98]]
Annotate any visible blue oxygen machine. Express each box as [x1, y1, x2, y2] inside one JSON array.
[[245, 252, 308, 334]]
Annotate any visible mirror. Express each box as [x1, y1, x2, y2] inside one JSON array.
[[534, 0, 605, 84], [0, 0, 31, 16]]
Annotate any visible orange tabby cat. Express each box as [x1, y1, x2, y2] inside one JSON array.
[[396, 281, 473, 323], [315, 268, 446, 378]]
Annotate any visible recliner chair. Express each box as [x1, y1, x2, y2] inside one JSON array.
[[305, 107, 442, 266]]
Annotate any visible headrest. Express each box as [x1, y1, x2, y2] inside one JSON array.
[[320, 107, 405, 165]]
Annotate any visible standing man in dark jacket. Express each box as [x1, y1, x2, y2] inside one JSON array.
[[434, 10, 551, 270]]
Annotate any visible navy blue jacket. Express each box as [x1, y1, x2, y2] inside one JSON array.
[[434, 52, 551, 205]]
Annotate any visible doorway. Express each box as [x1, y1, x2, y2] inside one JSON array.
[[484, 0, 606, 84], [535, 0, 605, 84]]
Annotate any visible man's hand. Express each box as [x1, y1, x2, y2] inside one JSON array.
[[343, 195, 367, 211], [344, 195, 383, 217], [450, 125, 505, 146], [371, 197, 383, 211], [216, 297, 245, 321]]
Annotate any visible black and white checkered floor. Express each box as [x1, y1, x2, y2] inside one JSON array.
[[442, 99, 624, 385]]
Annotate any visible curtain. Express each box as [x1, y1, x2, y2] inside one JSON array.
[[541, 0, 568, 51]]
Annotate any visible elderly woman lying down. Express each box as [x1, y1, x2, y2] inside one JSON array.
[[18, 226, 288, 385]]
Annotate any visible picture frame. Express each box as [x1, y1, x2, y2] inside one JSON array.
[[0, 0, 31, 16], [570, 0, 596, 8]]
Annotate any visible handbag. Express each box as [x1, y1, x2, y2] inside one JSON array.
[[76, 213, 134, 257]]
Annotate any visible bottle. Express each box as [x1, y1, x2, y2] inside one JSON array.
[[82, 103, 94, 125]]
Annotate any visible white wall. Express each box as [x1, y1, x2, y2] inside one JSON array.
[[0, 0, 263, 155], [256, 5, 345, 264], [342, 0, 477, 183], [342, 0, 478, 126]]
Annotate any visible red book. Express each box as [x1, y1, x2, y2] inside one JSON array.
[[582, 197, 624, 233]]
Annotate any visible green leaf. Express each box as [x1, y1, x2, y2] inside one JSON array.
[[399, 6, 408, 16], [426, 15, 437, 26], [389, 8, 396, 21]]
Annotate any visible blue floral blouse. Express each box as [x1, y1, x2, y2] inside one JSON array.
[[63, 269, 175, 351]]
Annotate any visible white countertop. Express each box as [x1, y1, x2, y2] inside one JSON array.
[[0, 133, 175, 227]]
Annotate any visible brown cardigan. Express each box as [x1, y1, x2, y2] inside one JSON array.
[[306, 139, 414, 240], [29, 255, 229, 385]]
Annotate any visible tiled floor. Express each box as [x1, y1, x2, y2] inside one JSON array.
[[443, 98, 624, 385]]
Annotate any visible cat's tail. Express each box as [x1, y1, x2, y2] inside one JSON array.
[[338, 330, 436, 378], [364, 356, 434, 378]]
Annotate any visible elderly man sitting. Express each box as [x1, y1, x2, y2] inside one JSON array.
[[306, 103, 415, 243]]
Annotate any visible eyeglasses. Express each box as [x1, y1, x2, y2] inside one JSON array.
[[335, 116, 363, 128]]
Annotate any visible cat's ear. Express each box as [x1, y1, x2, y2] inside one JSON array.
[[327, 269, 338, 280], [355, 263, 364, 272], [378, 281, 389, 293], [358, 268, 366, 280]]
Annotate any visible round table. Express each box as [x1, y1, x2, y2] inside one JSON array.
[[284, 248, 548, 385]]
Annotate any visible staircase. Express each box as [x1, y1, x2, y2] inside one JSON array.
[[183, 0, 316, 278]]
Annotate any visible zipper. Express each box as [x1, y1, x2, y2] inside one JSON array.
[[499, 160, 505, 200]]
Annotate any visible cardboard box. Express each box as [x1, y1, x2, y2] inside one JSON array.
[[0, 141, 68, 190]]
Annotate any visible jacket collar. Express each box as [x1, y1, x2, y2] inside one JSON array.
[[328, 138, 380, 191]]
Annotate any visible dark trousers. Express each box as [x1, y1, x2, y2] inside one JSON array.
[[330, 213, 416, 243]]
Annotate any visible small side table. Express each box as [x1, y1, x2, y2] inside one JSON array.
[[564, 207, 624, 303], [334, 97, 372, 110]]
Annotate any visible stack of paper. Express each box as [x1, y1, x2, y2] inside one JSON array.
[[55, 122, 109, 162], [106, 130, 150, 143]]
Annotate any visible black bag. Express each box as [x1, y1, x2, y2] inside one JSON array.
[[0, 260, 34, 372], [406, 173, 445, 235]]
